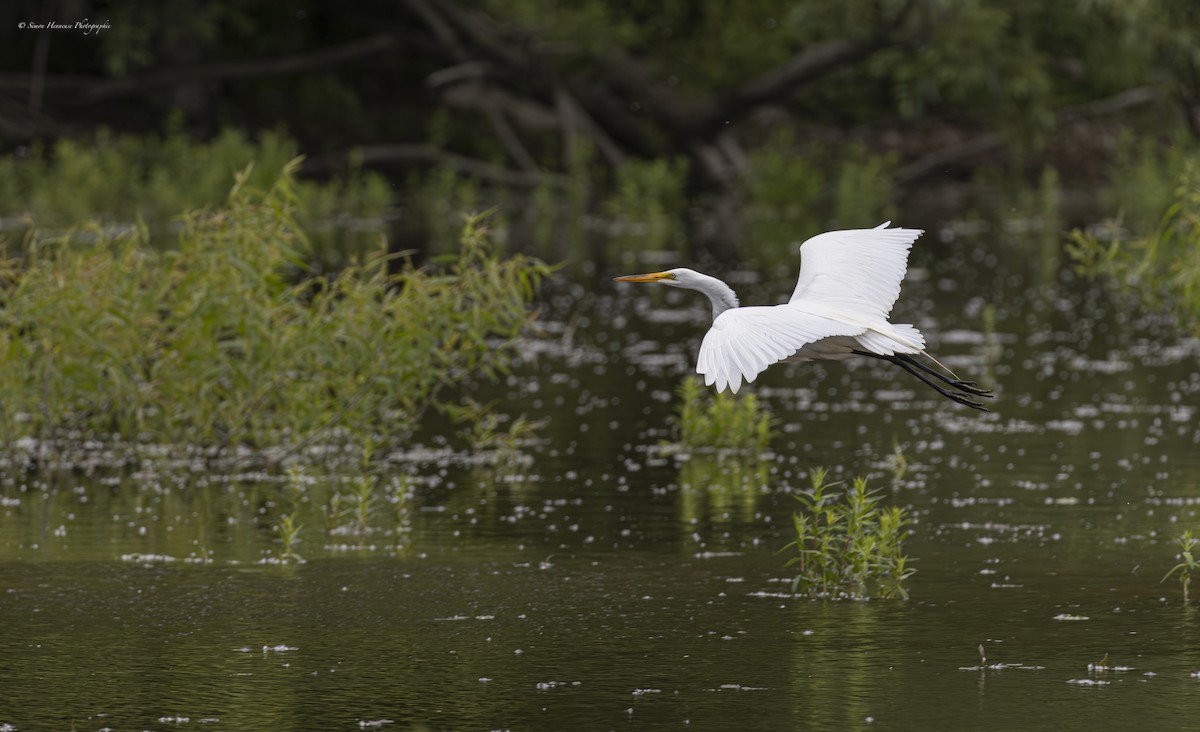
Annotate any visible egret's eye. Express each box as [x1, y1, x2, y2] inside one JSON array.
[[669, 272, 678, 280]]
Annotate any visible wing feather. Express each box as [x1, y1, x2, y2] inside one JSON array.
[[697, 305, 861, 393], [789, 223, 922, 319]]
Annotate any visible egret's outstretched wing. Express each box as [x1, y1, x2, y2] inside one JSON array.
[[789, 222, 923, 320], [697, 306, 860, 393]]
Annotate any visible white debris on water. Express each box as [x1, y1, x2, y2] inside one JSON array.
[[120, 553, 212, 565], [958, 663, 1044, 671], [1053, 614, 1090, 621], [1066, 678, 1109, 685], [358, 720, 395, 728], [262, 645, 298, 653], [1089, 663, 1134, 672], [632, 688, 661, 696], [746, 591, 793, 599], [158, 716, 189, 724]]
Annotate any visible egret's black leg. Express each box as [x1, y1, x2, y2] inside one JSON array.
[[852, 350, 991, 411], [892, 354, 994, 398]]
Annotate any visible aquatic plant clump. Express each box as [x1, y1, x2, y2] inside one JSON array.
[[784, 467, 916, 600], [1068, 158, 1200, 332], [671, 377, 773, 451], [1162, 530, 1197, 604], [0, 161, 550, 453]]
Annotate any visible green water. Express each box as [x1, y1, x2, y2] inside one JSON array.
[[3, 227, 1200, 730]]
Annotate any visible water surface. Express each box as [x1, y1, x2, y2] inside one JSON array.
[[2, 225, 1199, 730]]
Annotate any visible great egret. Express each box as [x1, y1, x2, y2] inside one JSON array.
[[614, 222, 993, 410]]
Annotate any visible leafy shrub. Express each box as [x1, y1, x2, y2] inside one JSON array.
[[0, 161, 550, 453], [784, 467, 915, 600], [671, 377, 773, 451]]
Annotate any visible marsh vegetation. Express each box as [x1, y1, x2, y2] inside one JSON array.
[[0, 165, 549, 455]]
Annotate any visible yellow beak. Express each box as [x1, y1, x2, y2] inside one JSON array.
[[613, 271, 672, 283]]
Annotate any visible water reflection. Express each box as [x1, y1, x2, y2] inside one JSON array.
[[4, 227, 1200, 728], [677, 454, 770, 552]]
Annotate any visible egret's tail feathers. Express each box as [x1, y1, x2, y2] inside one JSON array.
[[889, 323, 926, 351], [855, 324, 925, 355]]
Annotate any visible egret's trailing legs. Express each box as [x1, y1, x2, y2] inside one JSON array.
[[852, 350, 993, 411]]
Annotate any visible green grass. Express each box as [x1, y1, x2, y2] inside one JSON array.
[[0, 161, 550, 454], [671, 377, 773, 452], [784, 467, 916, 600]]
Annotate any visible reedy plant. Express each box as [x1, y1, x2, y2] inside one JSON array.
[[0, 161, 551, 453], [1162, 529, 1197, 605], [446, 398, 544, 459], [671, 377, 773, 452], [784, 467, 915, 600], [274, 513, 304, 564]]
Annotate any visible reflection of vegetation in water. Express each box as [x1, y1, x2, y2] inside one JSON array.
[[1162, 529, 1197, 605], [785, 468, 915, 600], [0, 174, 550, 453], [790, 602, 885, 730], [0, 463, 418, 563], [678, 456, 768, 540], [671, 378, 773, 451], [1069, 160, 1200, 331]]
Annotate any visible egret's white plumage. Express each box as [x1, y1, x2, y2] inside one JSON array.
[[615, 222, 993, 410]]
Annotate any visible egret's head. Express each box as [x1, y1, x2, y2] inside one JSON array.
[[613, 267, 696, 289], [614, 267, 738, 318]]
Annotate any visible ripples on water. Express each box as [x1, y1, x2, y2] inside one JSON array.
[[2, 228, 1200, 729]]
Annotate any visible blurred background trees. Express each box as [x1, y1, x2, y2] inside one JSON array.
[[2, 0, 1200, 261]]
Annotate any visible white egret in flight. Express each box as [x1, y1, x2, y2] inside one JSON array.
[[614, 222, 993, 410]]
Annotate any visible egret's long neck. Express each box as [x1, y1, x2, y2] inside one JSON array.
[[689, 273, 739, 320]]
